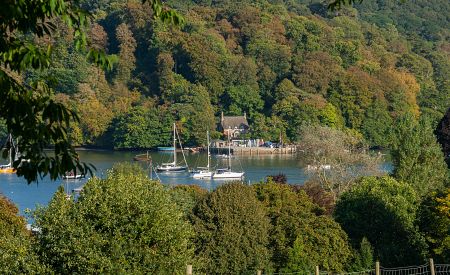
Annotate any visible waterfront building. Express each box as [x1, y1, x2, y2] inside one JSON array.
[[219, 112, 249, 139]]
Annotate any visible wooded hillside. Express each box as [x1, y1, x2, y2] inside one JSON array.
[[23, 0, 450, 148]]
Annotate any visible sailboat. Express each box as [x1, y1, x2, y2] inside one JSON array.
[[0, 134, 16, 174], [212, 131, 244, 179], [191, 131, 212, 179], [156, 123, 188, 172]]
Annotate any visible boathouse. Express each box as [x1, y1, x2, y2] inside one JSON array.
[[219, 112, 249, 139]]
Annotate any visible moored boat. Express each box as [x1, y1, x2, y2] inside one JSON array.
[[0, 134, 17, 174], [191, 131, 213, 179], [156, 123, 188, 172], [212, 168, 244, 179], [157, 147, 175, 151], [157, 162, 187, 172], [0, 165, 15, 174], [62, 173, 85, 180], [212, 130, 244, 180]]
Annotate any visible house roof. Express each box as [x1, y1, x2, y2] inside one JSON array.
[[221, 116, 249, 130]]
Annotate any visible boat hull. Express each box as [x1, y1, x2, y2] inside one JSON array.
[[0, 167, 15, 174], [192, 171, 212, 179], [157, 147, 175, 151], [63, 175, 84, 180], [156, 166, 187, 172], [212, 171, 244, 179]]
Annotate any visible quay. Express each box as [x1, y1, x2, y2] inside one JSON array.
[[210, 145, 297, 155]]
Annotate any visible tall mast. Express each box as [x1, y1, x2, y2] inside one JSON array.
[[207, 130, 210, 170], [173, 123, 176, 164], [8, 134, 12, 165], [228, 129, 231, 170]]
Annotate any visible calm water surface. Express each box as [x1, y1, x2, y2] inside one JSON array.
[[0, 150, 308, 215]]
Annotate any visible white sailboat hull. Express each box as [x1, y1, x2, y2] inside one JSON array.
[[192, 171, 213, 179], [156, 123, 188, 173], [212, 171, 244, 179]]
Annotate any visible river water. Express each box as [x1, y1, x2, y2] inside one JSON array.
[[0, 150, 308, 215]]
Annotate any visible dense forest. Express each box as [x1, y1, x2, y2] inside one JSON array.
[[14, 0, 449, 149]]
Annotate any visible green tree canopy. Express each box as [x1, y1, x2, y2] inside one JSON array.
[[191, 182, 271, 274], [334, 176, 427, 267], [390, 114, 449, 197], [33, 163, 192, 274], [417, 188, 450, 262], [0, 195, 48, 274], [254, 182, 352, 273]]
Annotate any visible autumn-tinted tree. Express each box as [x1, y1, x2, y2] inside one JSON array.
[[0, 195, 49, 273], [114, 23, 137, 84], [417, 188, 450, 262], [292, 51, 342, 95]]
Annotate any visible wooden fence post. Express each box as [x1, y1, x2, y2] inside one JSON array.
[[186, 264, 192, 275], [430, 258, 435, 275], [315, 265, 320, 275], [375, 261, 380, 275]]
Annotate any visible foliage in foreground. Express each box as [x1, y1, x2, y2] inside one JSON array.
[[191, 182, 271, 274], [418, 188, 450, 262], [254, 182, 351, 273], [335, 176, 427, 267], [0, 195, 48, 274], [1, 162, 447, 274], [33, 163, 192, 274]]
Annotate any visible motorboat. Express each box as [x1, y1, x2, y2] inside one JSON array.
[[62, 174, 85, 180]]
